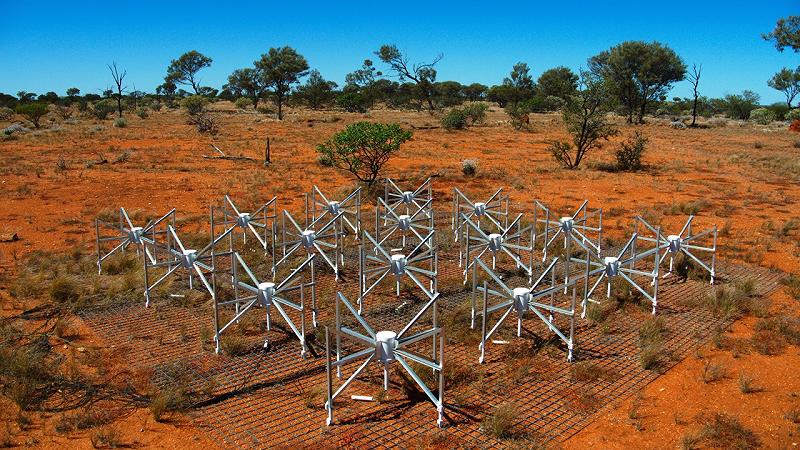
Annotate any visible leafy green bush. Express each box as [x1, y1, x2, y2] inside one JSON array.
[[234, 97, 253, 110], [750, 108, 776, 125], [15, 103, 48, 128], [441, 108, 468, 130], [113, 117, 127, 128], [615, 131, 648, 171], [92, 100, 116, 120], [787, 108, 800, 121], [336, 92, 368, 113], [181, 95, 208, 115], [136, 108, 149, 119], [316, 122, 412, 186]]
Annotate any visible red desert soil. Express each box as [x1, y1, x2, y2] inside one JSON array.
[[0, 103, 798, 448]]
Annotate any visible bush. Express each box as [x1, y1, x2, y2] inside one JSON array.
[[317, 153, 333, 167], [441, 108, 468, 130], [0, 106, 13, 120], [150, 101, 163, 112], [234, 97, 253, 110], [464, 102, 488, 124], [15, 103, 48, 128], [113, 117, 127, 128], [461, 159, 477, 176], [336, 92, 368, 113], [615, 131, 647, 171], [92, 100, 116, 120], [136, 108, 149, 119], [181, 95, 208, 115], [749, 108, 776, 125], [787, 108, 800, 121], [315, 122, 412, 186]]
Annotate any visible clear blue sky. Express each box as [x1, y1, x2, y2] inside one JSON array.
[[1, 1, 797, 104]]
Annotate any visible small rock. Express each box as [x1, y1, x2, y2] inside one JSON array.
[[670, 121, 687, 129], [77, 346, 86, 353]]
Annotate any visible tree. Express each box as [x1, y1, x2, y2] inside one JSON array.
[[536, 67, 578, 101], [464, 83, 488, 101], [589, 41, 686, 123], [255, 46, 309, 120], [316, 122, 412, 187], [66, 87, 80, 98], [345, 59, 382, 107], [294, 70, 337, 109], [549, 72, 617, 168], [768, 67, 800, 108], [687, 64, 702, 126], [166, 50, 212, 94], [723, 90, 760, 120], [37, 92, 60, 104], [376, 44, 442, 112], [763, 16, 800, 52], [502, 62, 535, 105], [17, 91, 36, 103], [15, 103, 48, 128], [225, 68, 266, 109], [486, 84, 516, 108], [108, 62, 127, 118], [435, 81, 465, 107]]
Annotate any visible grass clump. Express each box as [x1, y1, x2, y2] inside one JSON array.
[[220, 335, 250, 356], [695, 413, 760, 450], [90, 426, 121, 448], [570, 361, 620, 383], [638, 316, 667, 370], [781, 274, 800, 300], [738, 372, 759, 394], [482, 403, 519, 439], [701, 360, 726, 383]]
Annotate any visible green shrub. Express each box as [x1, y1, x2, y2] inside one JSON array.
[[136, 108, 149, 119], [234, 97, 253, 110], [113, 117, 127, 128], [441, 108, 468, 130], [181, 95, 208, 115], [749, 108, 776, 125], [483, 403, 519, 439], [315, 122, 412, 186], [463, 102, 488, 124], [787, 108, 800, 121], [15, 103, 48, 128], [92, 100, 116, 120], [0, 106, 16, 120], [336, 92, 368, 113], [615, 131, 648, 171]]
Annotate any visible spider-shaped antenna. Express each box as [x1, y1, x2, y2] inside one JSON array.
[[375, 197, 434, 252], [383, 177, 433, 218], [275, 210, 344, 280], [534, 200, 603, 262], [459, 213, 534, 284], [306, 185, 361, 239], [324, 292, 444, 428], [210, 195, 277, 256], [472, 257, 579, 362], [358, 230, 437, 314], [451, 187, 509, 243], [634, 215, 717, 284], [95, 207, 175, 274], [578, 232, 661, 316], [214, 252, 317, 357]]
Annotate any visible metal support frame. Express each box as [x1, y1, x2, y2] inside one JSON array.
[[577, 232, 661, 316], [324, 292, 445, 427], [214, 252, 317, 357], [534, 200, 603, 262], [276, 210, 344, 280], [358, 230, 438, 314], [210, 195, 277, 257], [375, 197, 435, 252], [143, 225, 233, 308], [306, 185, 361, 239], [384, 177, 433, 218], [472, 257, 579, 362], [451, 187, 509, 244], [95, 207, 175, 274], [459, 213, 534, 284], [634, 215, 717, 284]]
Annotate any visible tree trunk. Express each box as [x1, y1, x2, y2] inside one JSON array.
[[691, 95, 698, 127], [638, 100, 647, 124], [277, 95, 283, 120], [116, 95, 123, 118]]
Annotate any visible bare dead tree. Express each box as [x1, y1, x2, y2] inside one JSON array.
[[108, 62, 127, 118], [688, 64, 701, 127], [376, 44, 443, 112]]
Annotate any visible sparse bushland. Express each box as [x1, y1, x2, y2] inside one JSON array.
[[615, 131, 647, 171]]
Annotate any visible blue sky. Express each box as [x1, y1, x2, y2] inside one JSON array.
[[1, 1, 797, 104]]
